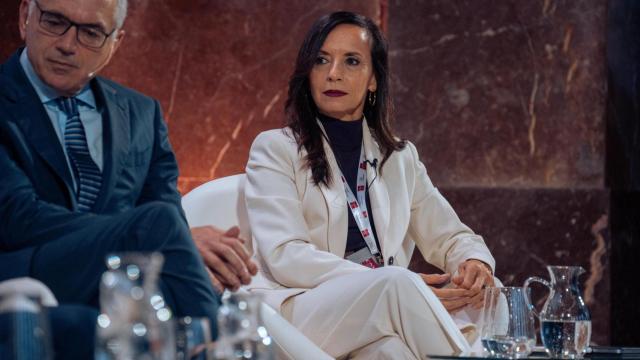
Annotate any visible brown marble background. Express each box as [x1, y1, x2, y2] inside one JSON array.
[[388, 1, 606, 188], [389, 0, 610, 345], [106, 0, 381, 192], [0, 0, 616, 345]]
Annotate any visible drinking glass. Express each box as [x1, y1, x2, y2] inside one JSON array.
[[215, 291, 273, 360], [480, 286, 536, 359], [95, 252, 175, 359], [176, 316, 213, 360], [0, 293, 52, 360]]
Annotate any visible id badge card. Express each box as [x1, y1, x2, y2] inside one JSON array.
[[346, 247, 383, 269]]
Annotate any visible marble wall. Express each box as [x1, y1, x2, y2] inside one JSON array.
[[388, 0, 611, 345], [388, 0, 606, 189], [1, 0, 628, 346], [105, 0, 381, 193], [0, 3, 21, 58]]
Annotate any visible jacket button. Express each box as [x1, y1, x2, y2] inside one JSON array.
[[388, 256, 394, 265]]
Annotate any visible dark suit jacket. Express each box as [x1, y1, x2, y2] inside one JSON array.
[[0, 49, 184, 281]]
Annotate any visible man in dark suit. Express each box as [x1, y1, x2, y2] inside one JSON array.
[[0, 0, 256, 357]]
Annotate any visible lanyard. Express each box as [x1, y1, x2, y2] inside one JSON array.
[[338, 145, 381, 257]]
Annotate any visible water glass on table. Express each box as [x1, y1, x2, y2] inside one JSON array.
[[215, 291, 273, 360], [0, 293, 52, 360], [176, 316, 214, 360], [480, 286, 536, 359], [95, 252, 175, 359]]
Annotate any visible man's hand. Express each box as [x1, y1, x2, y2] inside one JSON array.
[[191, 225, 258, 293], [419, 273, 473, 313], [451, 259, 494, 309]]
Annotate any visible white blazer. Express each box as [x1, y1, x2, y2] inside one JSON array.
[[244, 120, 495, 311]]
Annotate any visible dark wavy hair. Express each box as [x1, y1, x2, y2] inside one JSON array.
[[285, 11, 406, 186]]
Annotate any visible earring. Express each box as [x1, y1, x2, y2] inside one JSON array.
[[368, 91, 377, 107]]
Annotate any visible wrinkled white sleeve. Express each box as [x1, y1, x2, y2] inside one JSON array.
[[404, 142, 495, 274]]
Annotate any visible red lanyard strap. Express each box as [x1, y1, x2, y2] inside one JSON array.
[[338, 145, 381, 257]]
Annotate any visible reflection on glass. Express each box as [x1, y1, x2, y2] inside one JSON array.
[[524, 266, 591, 359], [0, 293, 52, 360], [95, 252, 175, 359], [480, 286, 536, 359], [176, 316, 213, 360], [215, 291, 273, 360]]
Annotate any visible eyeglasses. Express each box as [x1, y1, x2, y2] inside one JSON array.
[[33, 0, 116, 49]]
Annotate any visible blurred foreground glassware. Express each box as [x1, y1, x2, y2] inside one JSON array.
[[480, 286, 536, 359], [0, 293, 52, 360], [215, 291, 273, 360], [176, 316, 213, 360], [524, 265, 591, 359], [95, 252, 175, 360]]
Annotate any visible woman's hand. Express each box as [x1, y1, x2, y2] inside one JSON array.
[[419, 273, 473, 313], [451, 259, 494, 309]]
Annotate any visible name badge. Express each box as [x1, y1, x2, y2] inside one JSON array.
[[346, 247, 383, 269]]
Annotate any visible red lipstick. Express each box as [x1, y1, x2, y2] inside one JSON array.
[[323, 90, 347, 97]]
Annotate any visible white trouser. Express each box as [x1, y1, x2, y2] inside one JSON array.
[[280, 267, 478, 360]]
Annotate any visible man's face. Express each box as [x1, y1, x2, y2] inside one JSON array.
[[19, 0, 125, 96]]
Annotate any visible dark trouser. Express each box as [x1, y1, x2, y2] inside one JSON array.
[[29, 202, 219, 332], [49, 305, 98, 359]]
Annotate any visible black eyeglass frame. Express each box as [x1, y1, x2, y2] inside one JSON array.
[[32, 0, 117, 49]]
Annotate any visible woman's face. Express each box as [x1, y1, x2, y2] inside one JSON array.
[[309, 24, 377, 121]]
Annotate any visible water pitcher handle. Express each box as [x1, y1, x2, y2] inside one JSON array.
[[523, 276, 550, 317]]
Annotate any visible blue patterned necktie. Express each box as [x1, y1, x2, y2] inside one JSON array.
[[58, 97, 102, 212]]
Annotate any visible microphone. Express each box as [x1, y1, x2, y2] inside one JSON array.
[[86, 38, 116, 79], [366, 158, 378, 188]]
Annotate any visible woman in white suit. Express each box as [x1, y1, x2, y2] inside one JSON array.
[[245, 11, 496, 359]]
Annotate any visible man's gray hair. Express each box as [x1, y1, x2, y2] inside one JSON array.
[[28, 0, 128, 30], [114, 0, 128, 29]]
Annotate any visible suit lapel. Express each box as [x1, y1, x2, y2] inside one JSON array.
[[0, 51, 75, 202], [362, 120, 390, 256], [316, 121, 349, 256], [91, 78, 130, 211]]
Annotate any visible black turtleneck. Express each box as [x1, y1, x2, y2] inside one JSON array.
[[319, 113, 380, 254]]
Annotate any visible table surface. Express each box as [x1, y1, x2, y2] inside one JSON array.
[[427, 346, 640, 359]]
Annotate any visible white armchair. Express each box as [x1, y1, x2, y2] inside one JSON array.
[[181, 174, 333, 360], [181, 174, 252, 241]]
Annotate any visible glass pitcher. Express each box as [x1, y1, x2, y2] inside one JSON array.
[[95, 252, 175, 360], [523, 266, 591, 359]]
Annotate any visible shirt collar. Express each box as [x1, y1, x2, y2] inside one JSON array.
[[19, 48, 97, 110]]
